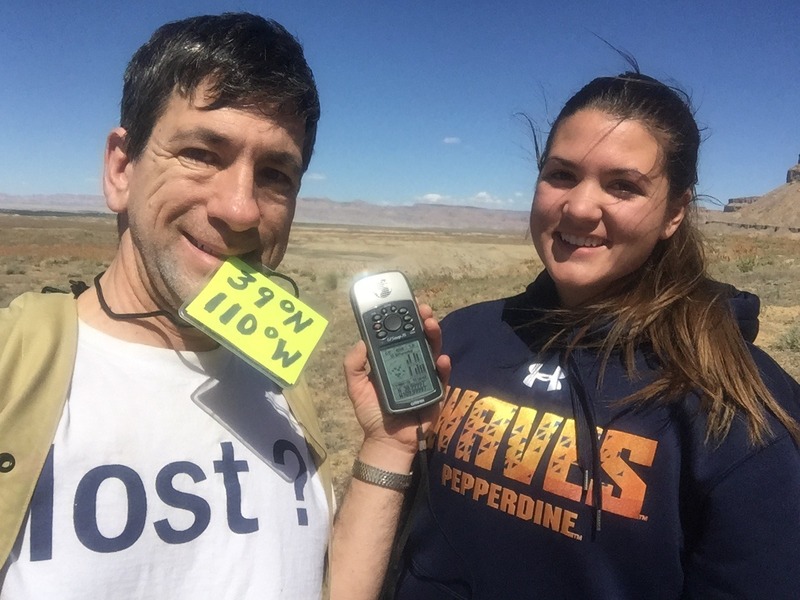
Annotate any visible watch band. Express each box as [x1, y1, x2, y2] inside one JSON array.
[[352, 458, 413, 491]]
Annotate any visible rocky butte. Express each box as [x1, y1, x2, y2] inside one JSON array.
[[787, 156, 800, 184], [714, 156, 800, 232]]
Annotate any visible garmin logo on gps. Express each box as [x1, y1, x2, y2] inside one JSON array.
[[373, 279, 392, 299]]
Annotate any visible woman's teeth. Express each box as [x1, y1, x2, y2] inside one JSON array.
[[560, 232, 604, 247]]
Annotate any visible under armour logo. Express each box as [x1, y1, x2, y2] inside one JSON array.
[[523, 363, 565, 391]]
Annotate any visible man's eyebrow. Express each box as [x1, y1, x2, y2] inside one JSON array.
[[168, 127, 303, 173], [168, 127, 231, 147]]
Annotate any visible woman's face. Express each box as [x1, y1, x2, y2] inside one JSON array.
[[530, 109, 686, 307]]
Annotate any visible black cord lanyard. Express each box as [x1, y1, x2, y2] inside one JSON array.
[[93, 272, 192, 327], [263, 268, 300, 298], [93, 268, 301, 327]]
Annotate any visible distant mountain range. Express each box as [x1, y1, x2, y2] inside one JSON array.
[[0, 193, 108, 213], [294, 197, 530, 232], [4, 187, 797, 234], [0, 193, 531, 233]]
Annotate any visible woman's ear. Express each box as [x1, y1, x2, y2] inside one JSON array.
[[103, 127, 131, 214], [660, 190, 691, 240]]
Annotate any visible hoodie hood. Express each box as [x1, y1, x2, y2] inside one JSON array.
[[711, 281, 761, 343]]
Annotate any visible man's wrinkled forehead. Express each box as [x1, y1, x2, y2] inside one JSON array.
[[171, 76, 300, 123]]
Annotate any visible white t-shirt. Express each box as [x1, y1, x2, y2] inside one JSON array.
[[0, 321, 329, 599]]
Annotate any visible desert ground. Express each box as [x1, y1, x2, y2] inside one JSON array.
[[2, 212, 799, 500]]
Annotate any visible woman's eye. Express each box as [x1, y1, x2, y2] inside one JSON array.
[[542, 169, 575, 186], [609, 180, 644, 197], [542, 168, 572, 180]]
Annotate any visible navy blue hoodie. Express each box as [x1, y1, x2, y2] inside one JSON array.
[[393, 273, 800, 599]]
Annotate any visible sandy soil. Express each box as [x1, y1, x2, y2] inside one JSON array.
[[1, 213, 798, 499]]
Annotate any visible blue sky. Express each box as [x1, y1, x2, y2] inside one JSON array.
[[0, 0, 797, 211]]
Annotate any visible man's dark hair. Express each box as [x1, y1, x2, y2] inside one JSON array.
[[120, 12, 319, 170]]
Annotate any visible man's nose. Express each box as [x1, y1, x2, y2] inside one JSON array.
[[206, 164, 261, 231]]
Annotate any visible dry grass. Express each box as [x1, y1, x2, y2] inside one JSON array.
[[1, 214, 799, 501]]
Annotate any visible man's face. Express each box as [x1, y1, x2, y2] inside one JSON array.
[[111, 82, 305, 313]]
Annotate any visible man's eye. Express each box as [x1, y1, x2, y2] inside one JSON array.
[[257, 167, 293, 187], [181, 148, 217, 165]]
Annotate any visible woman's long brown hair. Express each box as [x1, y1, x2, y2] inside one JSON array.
[[564, 208, 800, 446], [537, 72, 800, 446]]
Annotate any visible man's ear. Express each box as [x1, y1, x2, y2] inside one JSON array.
[[660, 190, 690, 240], [103, 127, 132, 214]]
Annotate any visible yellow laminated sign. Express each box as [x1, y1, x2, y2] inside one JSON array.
[[181, 257, 328, 387]]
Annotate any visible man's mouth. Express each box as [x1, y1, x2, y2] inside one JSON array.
[[558, 232, 607, 248], [186, 234, 228, 259], [184, 232, 265, 269]]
